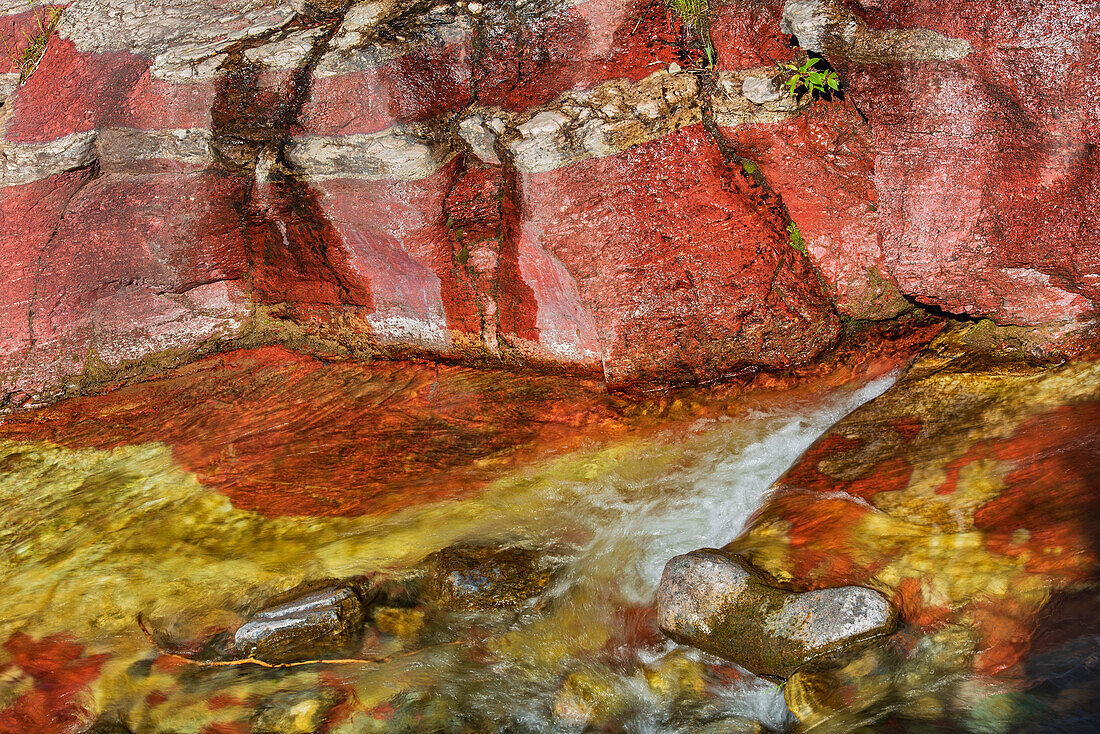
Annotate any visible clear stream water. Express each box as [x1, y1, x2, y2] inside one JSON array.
[[1, 374, 902, 733]]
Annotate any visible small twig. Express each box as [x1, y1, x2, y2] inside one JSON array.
[[136, 614, 462, 670]]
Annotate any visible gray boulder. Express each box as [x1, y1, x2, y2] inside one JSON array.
[[656, 550, 896, 678], [234, 583, 366, 663]]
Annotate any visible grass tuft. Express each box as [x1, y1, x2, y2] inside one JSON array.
[[666, 0, 715, 67], [787, 222, 808, 256], [9, 5, 61, 84]]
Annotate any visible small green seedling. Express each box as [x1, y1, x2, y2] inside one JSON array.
[[784, 57, 840, 100], [787, 222, 808, 256]]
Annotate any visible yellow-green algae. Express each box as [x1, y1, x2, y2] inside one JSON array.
[[0, 413, 772, 730]]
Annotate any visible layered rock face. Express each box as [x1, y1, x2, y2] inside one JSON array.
[[1, 0, 1096, 406], [777, 0, 1100, 324], [0, 0, 846, 406]]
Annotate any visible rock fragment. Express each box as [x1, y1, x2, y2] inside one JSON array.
[[422, 544, 556, 611]]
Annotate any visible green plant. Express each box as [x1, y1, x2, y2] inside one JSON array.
[[667, 0, 715, 68], [9, 4, 61, 84], [787, 222, 808, 256], [784, 56, 839, 101]]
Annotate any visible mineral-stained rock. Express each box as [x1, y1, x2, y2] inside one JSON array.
[[513, 123, 841, 386], [0, 348, 628, 516], [721, 100, 911, 321], [781, 626, 978, 732], [781, 0, 1100, 325], [552, 669, 630, 729], [0, 0, 851, 404], [421, 544, 556, 611], [656, 549, 897, 678], [234, 583, 366, 663], [687, 716, 767, 734], [724, 321, 1100, 679], [251, 687, 342, 734]]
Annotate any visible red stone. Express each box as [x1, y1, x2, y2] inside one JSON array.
[[474, 0, 682, 112], [515, 123, 841, 386], [722, 100, 909, 320], [299, 38, 473, 136], [836, 0, 1100, 324], [0, 632, 107, 734], [710, 0, 796, 71], [0, 347, 626, 517], [1, 171, 251, 403], [4, 39, 148, 142]]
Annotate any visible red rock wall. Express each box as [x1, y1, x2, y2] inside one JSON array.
[[788, 0, 1100, 324], [0, 0, 1095, 405]]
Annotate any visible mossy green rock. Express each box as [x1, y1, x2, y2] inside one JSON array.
[[656, 550, 897, 678]]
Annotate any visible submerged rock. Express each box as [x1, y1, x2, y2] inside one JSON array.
[[656, 550, 897, 678], [422, 543, 557, 611], [251, 688, 342, 734], [234, 583, 366, 663], [552, 669, 630, 729], [688, 716, 767, 734], [725, 322, 1100, 677]]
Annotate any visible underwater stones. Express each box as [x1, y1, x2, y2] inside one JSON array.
[[687, 716, 767, 734], [781, 626, 981, 730], [234, 583, 366, 663], [251, 688, 342, 734], [656, 550, 897, 678], [551, 670, 631, 729], [641, 650, 707, 702], [422, 544, 556, 611]]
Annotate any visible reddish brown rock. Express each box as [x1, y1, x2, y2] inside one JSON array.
[[709, 0, 795, 71], [0, 319, 943, 518], [723, 322, 1100, 676], [473, 0, 682, 113], [0, 171, 252, 407], [515, 123, 841, 386], [0, 346, 626, 516], [722, 100, 911, 320], [0, 632, 107, 734], [787, 0, 1100, 324]]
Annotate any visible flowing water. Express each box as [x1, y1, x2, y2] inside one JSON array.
[[11, 369, 1040, 734]]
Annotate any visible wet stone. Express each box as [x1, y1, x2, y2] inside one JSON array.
[[421, 544, 556, 611], [656, 550, 897, 678], [233, 583, 366, 663], [552, 669, 630, 729], [81, 720, 134, 734]]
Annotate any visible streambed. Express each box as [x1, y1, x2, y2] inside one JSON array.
[[0, 364, 896, 733]]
